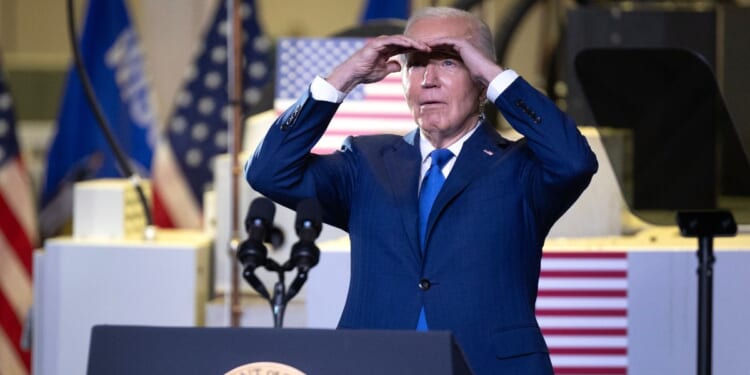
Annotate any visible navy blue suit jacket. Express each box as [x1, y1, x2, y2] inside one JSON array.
[[246, 77, 598, 374]]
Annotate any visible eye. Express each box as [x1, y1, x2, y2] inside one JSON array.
[[441, 59, 458, 68], [405, 53, 428, 68]]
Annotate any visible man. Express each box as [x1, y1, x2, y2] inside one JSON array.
[[246, 7, 597, 375]]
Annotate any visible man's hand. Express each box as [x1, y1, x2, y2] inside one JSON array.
[[424, 36, 504, 87], [326, 35, 430, 93]]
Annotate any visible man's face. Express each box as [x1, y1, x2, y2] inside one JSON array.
[[402, 17, 483, 146]]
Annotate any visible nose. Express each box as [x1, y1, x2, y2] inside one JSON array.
[[421, 64, 438, 88]]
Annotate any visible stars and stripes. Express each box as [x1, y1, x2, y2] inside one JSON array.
[[275, 37, 415, 155], [152, 0, 271, 228], [538, 251, 628, 375], [0, 68, 36, 375]]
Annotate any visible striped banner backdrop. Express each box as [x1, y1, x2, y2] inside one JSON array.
[[538, 251, 628, 375]]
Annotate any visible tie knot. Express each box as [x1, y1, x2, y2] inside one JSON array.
[[430, 149, 454, 169]]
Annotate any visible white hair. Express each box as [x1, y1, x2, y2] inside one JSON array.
[[404, 7, 496, 61]]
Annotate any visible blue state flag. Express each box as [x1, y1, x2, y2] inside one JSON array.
[[40, 0, 156, 237], [360, 0, 410, 22]]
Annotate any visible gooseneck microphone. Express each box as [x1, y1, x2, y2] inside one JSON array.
[[290, 198, 322, 272], [235, 197, 324, 328], [237, 197, 276, 299]]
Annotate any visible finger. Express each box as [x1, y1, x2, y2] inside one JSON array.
[[385, 60, 402, 74], [373, 35, 431, 55]]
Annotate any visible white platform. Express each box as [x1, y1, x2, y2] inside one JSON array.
[[33, 230, 211, 375]]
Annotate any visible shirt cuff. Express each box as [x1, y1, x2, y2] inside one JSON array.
[[486, 69, 520, 102], [310, 75, 347, 103]]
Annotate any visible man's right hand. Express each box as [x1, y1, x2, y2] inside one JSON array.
[[325, 35, 430, 94]]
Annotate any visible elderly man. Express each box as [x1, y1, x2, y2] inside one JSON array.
[[246, 7, 597, 374]]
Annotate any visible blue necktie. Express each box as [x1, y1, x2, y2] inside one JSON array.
[[417, 148, 453, 331]]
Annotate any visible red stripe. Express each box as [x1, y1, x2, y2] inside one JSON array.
[[552, 367, 627, 374], [152, 187, 176, 228], [540, 270, 627, 278], [311, 148, 340, 155], [538, 290, 627, 297], [542, 328, 627, 336], [0, 291, 32, 371], [536, 309, 627, 317], [0, 188, 33, 274], [380, 76, 402, 83], [549, 347, 627, 355], [542, 252, 627, 259]]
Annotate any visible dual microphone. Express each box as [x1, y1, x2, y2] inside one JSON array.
[[237, 196, 322, 302]]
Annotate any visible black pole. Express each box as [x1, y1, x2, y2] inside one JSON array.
[[696, 235, 715, 375], [676, 210, 736, 375], [271, 279, 286, 329]]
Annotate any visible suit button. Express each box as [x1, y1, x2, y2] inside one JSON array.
[[418, 279, 431, 291]]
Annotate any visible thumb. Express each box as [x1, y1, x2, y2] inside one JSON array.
[[385, 60, 402, 74]]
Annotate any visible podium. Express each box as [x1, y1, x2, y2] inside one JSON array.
[[86, 325, 473, 375]]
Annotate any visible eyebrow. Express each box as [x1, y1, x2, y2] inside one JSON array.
[[406, 50, 462, 63]]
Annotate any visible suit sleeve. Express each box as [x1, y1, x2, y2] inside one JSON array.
[[494, 77, 598, 230], [244, 90, 355, 230]]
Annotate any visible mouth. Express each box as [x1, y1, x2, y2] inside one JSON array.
[[419, 100, 445, 108]]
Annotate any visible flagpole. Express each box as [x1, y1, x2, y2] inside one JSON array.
[[227, 0, 245, 327]]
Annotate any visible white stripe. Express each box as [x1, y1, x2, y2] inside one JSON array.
[[327, 119, 415, 132], [364, 82, 406, 97], [153, 143, 202, 228], [0, 232, 33, 318], [0, 159, 39, 245], [551, 355, 628, 367], [541, 258, 627, 270], [538, 278, 627, 289], [336, 100, 412, 113], [538, 317, 628, 328], [545, 336, 627, 347], [536, 297, 628, 309], [0, 329, 28, 375]]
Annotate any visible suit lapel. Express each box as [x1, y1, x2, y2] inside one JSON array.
[[425, 123, 510, 246], [382, 130, 423, 262]]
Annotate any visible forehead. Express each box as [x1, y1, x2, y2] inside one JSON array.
[[404, 16, 473, 41]]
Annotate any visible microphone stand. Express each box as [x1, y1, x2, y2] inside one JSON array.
[[676, 210, 737, 375], [239, 198, 322, 328], [244, 258, 313, 328], [263, 259, 288, 328]]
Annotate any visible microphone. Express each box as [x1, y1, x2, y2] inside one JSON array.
[[237, 197, 276, 271], [290, 198, 322, 272]]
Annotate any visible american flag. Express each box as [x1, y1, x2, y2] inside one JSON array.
[[539, 251, 628, 375], [152, 0, 272, 228], [0, 68, 36, 375], [275, 38, 416, 154]]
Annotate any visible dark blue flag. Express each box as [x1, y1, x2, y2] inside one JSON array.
[[152, 0, 271, 228], [360, 0, 410, 22], [40, 0, 155, 237]]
